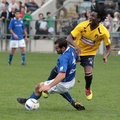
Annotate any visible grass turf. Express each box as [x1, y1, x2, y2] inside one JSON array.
[[0, 52, 119, 120]]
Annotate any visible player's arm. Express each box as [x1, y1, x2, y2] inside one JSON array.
[[103, 44, 111, 64], [66, 34, 80, 55], [103, 32, 111, 64], [9, 29, 18, 39], [8, 19, 18, 39], [23, 29, 28, 41], [39, 72, 66, 92]]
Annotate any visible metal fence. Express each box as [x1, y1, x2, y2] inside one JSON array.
[[0, 19, 120, 54]]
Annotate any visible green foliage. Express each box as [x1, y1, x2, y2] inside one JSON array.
[[0, 52, 120, 120]]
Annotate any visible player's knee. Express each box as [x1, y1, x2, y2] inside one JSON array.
[[85, 72, 92, 76], [39, 82, 44, 87], [35, 82, 44, 91]]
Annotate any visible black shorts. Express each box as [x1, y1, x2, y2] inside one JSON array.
[[80, 56, 95, 68]]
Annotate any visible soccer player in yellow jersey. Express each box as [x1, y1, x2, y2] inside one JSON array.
[[66, 5, 111, 100]]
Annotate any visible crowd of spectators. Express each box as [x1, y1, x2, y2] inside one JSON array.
[[60, 0, 120, 36], [1, 0, 120, 40], [33, 12, 54, 40], [0, 0, 54, 39]]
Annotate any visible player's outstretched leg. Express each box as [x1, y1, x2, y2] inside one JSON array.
[[61, 92, 85, 111], [47, 67, 85, 110]]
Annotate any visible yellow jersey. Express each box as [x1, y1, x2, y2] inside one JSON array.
[[71, 20, 111, 56]]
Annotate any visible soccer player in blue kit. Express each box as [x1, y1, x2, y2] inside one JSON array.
[[17, 38, 85, 111], [8, 10, 28, 65]]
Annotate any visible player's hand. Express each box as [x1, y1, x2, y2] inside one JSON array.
[[25, 36, 28, 42], [39, 85, 50, 92], [13, 34, 18, 39], [75, 46, 81, 55], [77, 56, 81, 62], [103, 57, 107, 65]]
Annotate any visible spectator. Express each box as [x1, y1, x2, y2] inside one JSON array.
[[0, 0, 5, 12], [8, 0, 19, 12], [46, 12, 54, 39], [113, 11, 120, 21], [8, 6, 15, 19], [17, 1, 23, 11], [25, 0, 40, 13], [19, 6, 25, 18], [112, 11, 120, 32], [0, 6, 9, 38], [41, 0, 45, 6], [1, 0, 9, 10], [7, 6, 16, 39], [103, 13, 112, 32], [85, 10, 91, 20], [34, 13, 48, 40], [70, 13, 80, 30], [56, 0, 67, 19], [104, 1, 116, 10], [78, 11, 87, 23], [91, 0, 97, 11], [0, 6, 9, 22], [23, 9, 32, 37], [23, 0, 29, 11]]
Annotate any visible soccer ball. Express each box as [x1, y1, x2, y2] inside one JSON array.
[[25, 98, 39, 110]]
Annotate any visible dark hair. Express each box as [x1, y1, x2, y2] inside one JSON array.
[[39, 13, 43, 16], [54, 38, 67, 49], [92, 4, 107, 22], [19, 1, 22, 5], [15, 9, 20, 13], [26, 9, 31, 13], [46, 12, 51, 15]]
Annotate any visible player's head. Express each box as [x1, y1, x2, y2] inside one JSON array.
[[89, 4, 107, 25], [54, 38, 68, 54], [15, 10, 20, 19]]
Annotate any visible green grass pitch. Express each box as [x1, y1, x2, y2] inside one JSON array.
[[0, 52, 119, 120]]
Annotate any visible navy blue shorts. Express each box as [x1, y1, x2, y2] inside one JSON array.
[[80, 56, 95, 68]]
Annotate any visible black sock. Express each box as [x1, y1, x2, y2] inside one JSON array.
[[85, 75, 93, 89]]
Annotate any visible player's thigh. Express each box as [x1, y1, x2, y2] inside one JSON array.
[[44, 79, 59, 93], [44, 78, 75, 94], [60, 78, 75, 90], [18, 39, 26, 48], [80, 56, 95, 67], [9, 40, 19, 48], [80, 56, 94, 73], [44, 79, 66, 94]]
